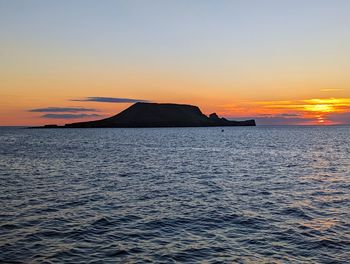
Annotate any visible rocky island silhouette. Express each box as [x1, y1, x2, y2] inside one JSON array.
[[37, 103, 256, 128]]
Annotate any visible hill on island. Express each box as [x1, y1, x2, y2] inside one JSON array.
[[61, 103, 255, 128]]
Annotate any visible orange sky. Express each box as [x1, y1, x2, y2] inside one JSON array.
[[1, 1, 350, 126]]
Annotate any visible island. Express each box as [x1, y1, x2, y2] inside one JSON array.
[[35, 102, 256, 128]]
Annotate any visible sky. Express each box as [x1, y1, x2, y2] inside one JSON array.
[[0, 0, 349, 125]]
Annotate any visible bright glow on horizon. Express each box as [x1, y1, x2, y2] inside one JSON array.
[[304, 104, 333, 113], [0, 0, 349, 125], [221, 98, 350, 125]]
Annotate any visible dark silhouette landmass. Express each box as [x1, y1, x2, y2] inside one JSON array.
[[34, 103, 256, 128]]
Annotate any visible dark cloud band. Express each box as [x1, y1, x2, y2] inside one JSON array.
[[228, 116, 314, 125], [29, 107, 98, 113], [41, 114, 102, 119], [71, 97, 149, 103]]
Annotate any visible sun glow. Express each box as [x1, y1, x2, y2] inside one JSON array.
[[221, 97, 350, 125], [303, 104, 334, 113], [316, 115, 326, 124]]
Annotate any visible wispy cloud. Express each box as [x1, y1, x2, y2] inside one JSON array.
[[232, 116, 315, 126], [222, 97, 350, 125], [257, 113, 301, 118], [228, 112, 309, 125], [321, 88, 344, 92], [327, 111, 350, 124], [233, 98, 350, 114], [71, 97, 149, 103], [257, 116, 315, 126], [29, 107, 98, 113], [276, 113, 301, 117], [41, 114, 102, 119]]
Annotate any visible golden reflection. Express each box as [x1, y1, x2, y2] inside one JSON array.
[[303, 218, 338, 231]]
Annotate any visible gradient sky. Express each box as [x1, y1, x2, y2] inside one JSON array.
[[1, 0, 349, 125]]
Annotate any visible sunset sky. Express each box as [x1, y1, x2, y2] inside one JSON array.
[[1, 0, 349, 125]]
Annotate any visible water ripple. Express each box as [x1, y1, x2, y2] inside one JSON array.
[[0, 126, 349, 263]]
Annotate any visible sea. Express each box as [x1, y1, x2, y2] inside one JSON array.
[[0, 126, 349, 263]]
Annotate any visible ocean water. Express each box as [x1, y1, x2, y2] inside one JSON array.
[[0, 126, 349, 263]]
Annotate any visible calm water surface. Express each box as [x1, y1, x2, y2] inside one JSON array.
[[0, 126, 349, 263]]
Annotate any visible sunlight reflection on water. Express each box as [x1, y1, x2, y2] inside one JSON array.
[[0, 126, 349, 263]]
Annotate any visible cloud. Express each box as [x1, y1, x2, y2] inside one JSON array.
[[71, 97, 149, 103], [321, 88, 344, 92], [229, 116, 315, 126], [41, 114, 102, 119], [255, 117, 315, 125], [276, 113, 301, 117], [223, 101, 311, 125], [256, 113, 301, 118], [246, 98, 350, 113], [326, 111, 350, 124], [29, 107, 98, 113], [222, 97, 350, 125]]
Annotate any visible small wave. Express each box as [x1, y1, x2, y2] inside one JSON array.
[[281, 207, 312, 220], [91, 216, 115, 228], [1, 223, 19, 230]]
